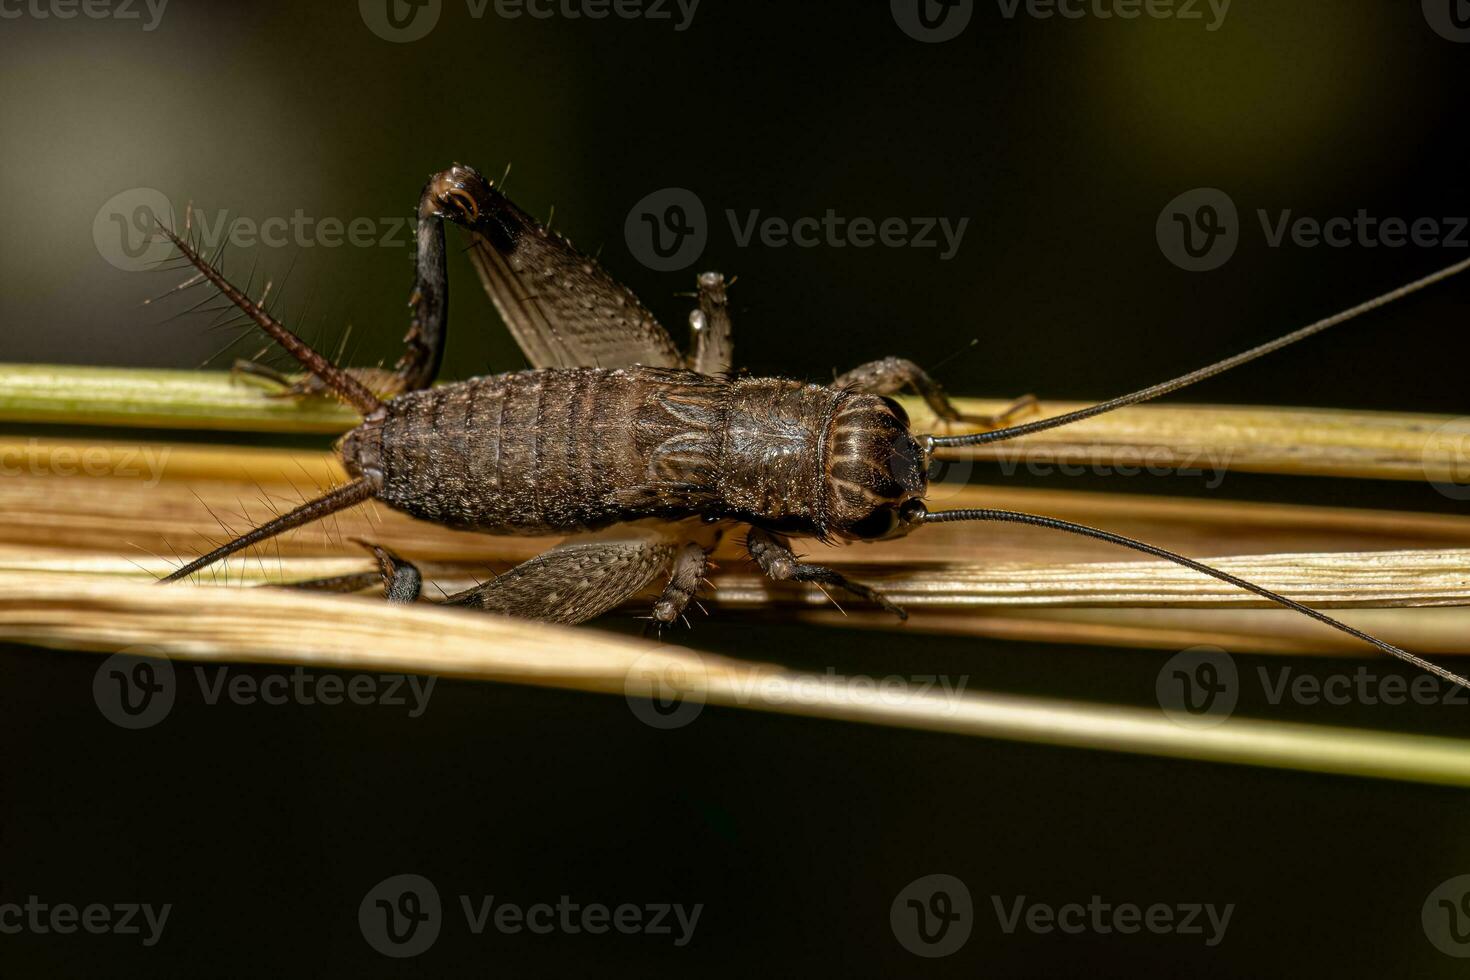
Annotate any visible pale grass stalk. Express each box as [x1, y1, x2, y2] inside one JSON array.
[[4, 435, 1470, 652], [4, 370, 1470, 782], [2, 570, 1468, 787]]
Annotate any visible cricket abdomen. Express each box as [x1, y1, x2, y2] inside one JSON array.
[[341, 367, 731, 534]]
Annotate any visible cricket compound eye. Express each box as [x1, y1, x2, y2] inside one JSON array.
[[899, 499, 928, 526], [847, 507, 902, 540], [879, 396, 910, 427]]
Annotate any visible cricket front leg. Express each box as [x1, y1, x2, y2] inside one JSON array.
[[282, 538, 675, 625], [745, 528, 906, 620], [834, 356, 1038, 430]]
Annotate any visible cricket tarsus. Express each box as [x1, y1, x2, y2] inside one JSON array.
[[363, 542, 423, 603], [922, 507, 1470, 691], [930, 254, 1470, 449]]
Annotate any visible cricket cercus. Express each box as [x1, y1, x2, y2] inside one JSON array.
[[156, 163, 1470, 689]]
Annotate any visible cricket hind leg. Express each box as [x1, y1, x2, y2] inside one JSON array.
[[445, 539, 678, 624], [287, 537, 709, 627], [232, 172, 453, 401], [745, 528, 906, 620], [687, 271, 734, 375], [308, 537, 680, 626], [834, 356, 1038, 430]]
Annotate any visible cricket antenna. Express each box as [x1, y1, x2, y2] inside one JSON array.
[[152, 218, 383, 416], [918, 505, 1470, 691], [929, 255, 1470, 449], [161, 478, 376, 583]]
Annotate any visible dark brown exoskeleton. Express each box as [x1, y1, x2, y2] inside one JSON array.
[[158, 164, 1470, 689]]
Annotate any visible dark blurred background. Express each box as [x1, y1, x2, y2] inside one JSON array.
[[3, 0, 1470, 975]]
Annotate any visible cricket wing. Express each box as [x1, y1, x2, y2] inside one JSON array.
[[447, 538, 676, 625], [464, 190, 684, 370]]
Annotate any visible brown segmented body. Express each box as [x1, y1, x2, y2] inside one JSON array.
[[337, 366, 924, 539], [156, 162, 1470, 678]]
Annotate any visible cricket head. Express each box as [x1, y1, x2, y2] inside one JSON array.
[[825, 395, 930, 542]]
